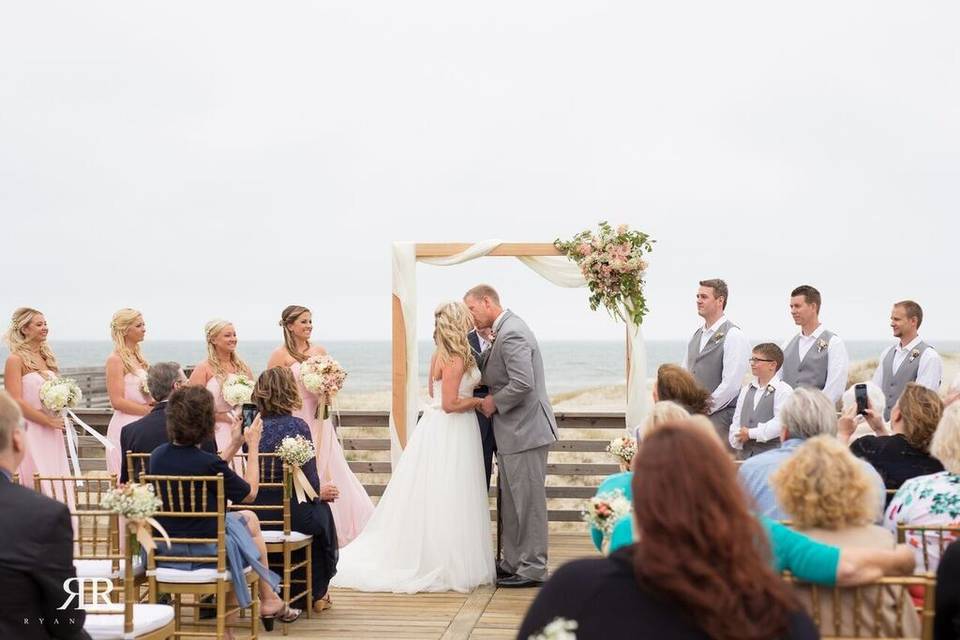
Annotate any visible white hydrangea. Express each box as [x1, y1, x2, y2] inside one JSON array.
[[222, 373, 254, 407], [300, 355, 347, 399], [39, 376, 83, 413]]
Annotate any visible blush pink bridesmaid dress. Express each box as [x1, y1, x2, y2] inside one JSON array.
[[17, 371, 74, 504], [105, 370, 150, 477], [205, 376, 238, 454], [291, 361, 374, 547]]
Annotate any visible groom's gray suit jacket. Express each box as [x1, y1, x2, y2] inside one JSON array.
[[480, 310, 559, 455]]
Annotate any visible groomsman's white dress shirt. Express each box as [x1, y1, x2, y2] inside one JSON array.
[[683, 315, 751, 416], [871, 336, 943, 391], [779, 325, 849, 403]]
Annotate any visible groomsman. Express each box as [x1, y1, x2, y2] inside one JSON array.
[[871, 300, 942, 421], [684, 279, 750, 446], [779, 285, 849, 404], [468, 326, 497, 489], [729, 343, 793, 458]]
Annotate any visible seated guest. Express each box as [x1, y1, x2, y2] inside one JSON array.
[[632, 400, 690, 442], [935, 540, 960, 640], [739, 387, 886, 522], [592, 418, 914, 587], [771, 436, 920, 636], [119, 361, 216, 483], [885, 403, 960, 573], [729, 343, 793, 458], [838, 381, 888, 442], [0, 390, 90, 640], [841, 383, 944, 494], [654, 363, 712, 416], [148, 386, 301, 634], [251, 367, 340, 614], [524, 424, 821, 639]]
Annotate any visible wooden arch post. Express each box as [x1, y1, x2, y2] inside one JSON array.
[[391, 243, 564, 449]]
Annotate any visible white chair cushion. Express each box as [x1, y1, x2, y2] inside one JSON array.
[[83, 604, 174, 640], [74, 559, 145, 579], [154, 564, 251, 583], [261, 530, 312, 543]]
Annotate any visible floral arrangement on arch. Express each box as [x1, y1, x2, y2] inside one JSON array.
[[555, 221, 654, 326]]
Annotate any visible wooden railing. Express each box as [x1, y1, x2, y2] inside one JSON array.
[[66, 409, 625, 523], [0, 367, 115, 408]]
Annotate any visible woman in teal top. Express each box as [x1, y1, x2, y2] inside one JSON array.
[[591, 471, 839, 584]]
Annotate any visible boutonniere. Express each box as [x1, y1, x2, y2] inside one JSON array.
[[816, 338, 828, 353], [712, 331, 725, 344], [909, 349, 920, 362], [766, 384, 776, 395]]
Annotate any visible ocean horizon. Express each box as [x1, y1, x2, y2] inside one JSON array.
[[3, 339, 957, 395]]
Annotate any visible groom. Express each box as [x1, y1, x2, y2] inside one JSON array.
[[464, 284, 559, 588]]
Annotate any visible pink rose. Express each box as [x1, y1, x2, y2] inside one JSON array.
[[578, 243, 592, 256], [617, 224, 628, 234]]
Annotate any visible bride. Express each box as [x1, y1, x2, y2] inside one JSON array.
[[331, 301, 496, 593]]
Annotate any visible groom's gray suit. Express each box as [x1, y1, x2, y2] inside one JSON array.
[[480, 309, 559, 581]]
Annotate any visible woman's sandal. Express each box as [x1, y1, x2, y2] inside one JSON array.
[[313, 593, 333, 614], [261, 603, 303, 631]]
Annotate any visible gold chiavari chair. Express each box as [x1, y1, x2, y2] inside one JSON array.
[[896, 523, 960, 572], [11, 472, 18, 485], [783, 572, 935, 640], [127, 452, 153, 483], [230, 453, 313, 635], [142, 473, 259, 640], [33, 474, 126, 589]]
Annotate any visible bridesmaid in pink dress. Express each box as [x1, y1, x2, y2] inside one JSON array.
[[189, 319, 253, 453], [267, 305, 373, 547], [3, 308, 73, 502], [105, 308, 152, 477]]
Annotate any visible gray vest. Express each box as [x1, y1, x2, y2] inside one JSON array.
[[880, 342, 932, 421], [686, 320, 736, 408], [740, 385, 780, 458], [781, 329, 836, 391]]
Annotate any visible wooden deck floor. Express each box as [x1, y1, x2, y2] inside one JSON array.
[[260, 532, 596, 640]]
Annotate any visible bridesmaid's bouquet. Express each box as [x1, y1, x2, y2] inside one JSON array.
[[222, 373, 255, 407], [582, 489, 632, 551], [300, 355, 347, 419], [606, 436, 638, 468], [101, 482, 170, 553], [137, 370, 151, 398], [39, 376, 83, 413], [275, 435, 319, 503]]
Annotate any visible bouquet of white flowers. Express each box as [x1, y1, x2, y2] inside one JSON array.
[[39, 376, 83, 413], [221, 373, 254, 407], [606, 436, 637, 467], [528, 618, 578, 640], [275, 436, 319, 503], [101, 482, 170, 552], [137, 370, 151, 398], [300, 355, 347, 419], [582, 489, 632, 553]]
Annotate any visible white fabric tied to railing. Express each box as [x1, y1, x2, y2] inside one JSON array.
[[390, 241, 648, 468], [63, 409, 115, 484]]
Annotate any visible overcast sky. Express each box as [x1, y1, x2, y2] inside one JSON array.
[[2, 2, 957, 344]]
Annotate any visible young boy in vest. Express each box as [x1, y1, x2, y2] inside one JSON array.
[[729, 343, 794, 459]]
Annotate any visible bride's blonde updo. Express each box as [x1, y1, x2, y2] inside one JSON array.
[[433, 302, 477, 372], [4, 307, 59, 373], [110, 308, 149, 374]]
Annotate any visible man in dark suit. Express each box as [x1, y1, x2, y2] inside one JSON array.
[[468, 327, 497, 489], [0, 390, 91, 640], [119, 362, 217, 483]]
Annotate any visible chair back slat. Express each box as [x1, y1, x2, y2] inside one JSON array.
[[33, 474, 120, 562], [228, 452, 287, 532], [896, 524, 960, 572], [125, 452, 151, 483], [784, 572, 932, 640]]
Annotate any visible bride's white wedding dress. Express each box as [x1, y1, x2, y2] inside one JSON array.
[[330, 367, 496, 593]]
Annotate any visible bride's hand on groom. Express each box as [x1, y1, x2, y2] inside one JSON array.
[[479, 395, 496, 417], [320, 482, 339, 502]]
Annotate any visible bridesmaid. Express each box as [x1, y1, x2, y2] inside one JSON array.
[[2, 308, 72, 502], [267, 305, 373, 547], [104, 308, 152, 477], [189, 319, 254, 453]]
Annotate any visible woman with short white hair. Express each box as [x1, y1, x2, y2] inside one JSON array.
[[885, 403, 960, 572]]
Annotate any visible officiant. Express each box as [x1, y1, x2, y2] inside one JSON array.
[[468, 326, 498, 489]]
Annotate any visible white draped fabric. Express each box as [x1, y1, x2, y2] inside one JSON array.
[[390, 241, 648, 467]]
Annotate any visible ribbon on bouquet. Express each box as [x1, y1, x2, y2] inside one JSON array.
[[128, 517, 172, 553], [290, 464, 319, 504], [62, 409, 116, 484]]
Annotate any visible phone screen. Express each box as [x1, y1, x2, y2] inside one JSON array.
[[241, 403, 258, 429], [854, 384, 868, 415]]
